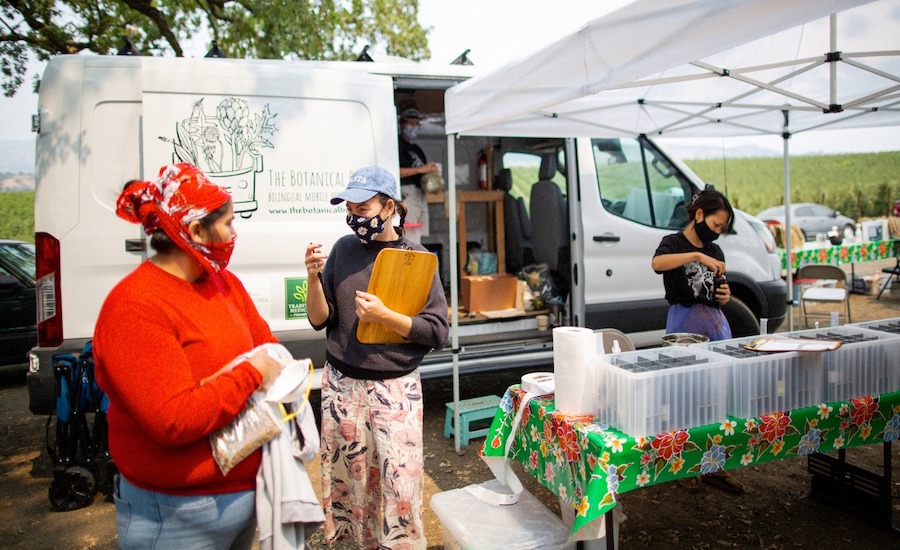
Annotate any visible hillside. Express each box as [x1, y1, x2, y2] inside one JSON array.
[[684, 151, 900, 218], [0, 173, 34, 192]]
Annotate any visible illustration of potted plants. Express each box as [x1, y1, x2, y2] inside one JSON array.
[[161, 97, 278, 218]]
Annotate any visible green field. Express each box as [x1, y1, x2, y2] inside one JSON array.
[[1, 151, 897, 242], [683, 151, 900, 219], [506, 151, 899, 220], [0, 191, 34, 242]]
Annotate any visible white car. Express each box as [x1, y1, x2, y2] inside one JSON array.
[[756, 203, 856, 241]]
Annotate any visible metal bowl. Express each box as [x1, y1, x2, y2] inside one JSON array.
[[661, 332, 710, 346]]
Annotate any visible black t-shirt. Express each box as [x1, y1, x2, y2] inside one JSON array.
[[398, 137, 427, 187], [653, 232, 725, 308]]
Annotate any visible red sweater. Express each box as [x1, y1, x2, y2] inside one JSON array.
[[94, 261, 276, 495]]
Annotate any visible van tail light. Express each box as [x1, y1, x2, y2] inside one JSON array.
[[749, 221, 777, 254], [35, 232, 63, 347]]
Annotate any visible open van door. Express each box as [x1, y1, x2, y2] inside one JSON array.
[[579, 137, 694, 342]]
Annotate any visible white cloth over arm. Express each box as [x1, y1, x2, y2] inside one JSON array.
[[256, 399, 323, 550], [254, 346, 324, 550]]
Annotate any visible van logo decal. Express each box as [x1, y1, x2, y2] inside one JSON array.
[[285, 277, 309, 320], [160, 97, 278, 219]]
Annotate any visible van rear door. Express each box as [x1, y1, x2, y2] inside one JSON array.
[[34, 57, 147, 348]]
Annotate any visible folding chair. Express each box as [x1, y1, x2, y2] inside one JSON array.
[[875, 257, 900, 300], [797, 264, 850, 327]]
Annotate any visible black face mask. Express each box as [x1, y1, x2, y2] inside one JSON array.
[[695, 218, 720, 243]]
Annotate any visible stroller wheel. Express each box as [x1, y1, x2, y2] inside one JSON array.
[[49, 465, 97, 512]]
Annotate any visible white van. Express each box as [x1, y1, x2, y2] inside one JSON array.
[[27, 55, 786, 414]]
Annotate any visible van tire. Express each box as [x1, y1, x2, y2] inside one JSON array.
[[723, 297, 760, 337]]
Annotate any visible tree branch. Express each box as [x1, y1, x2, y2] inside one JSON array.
[[119, 0, 183, 56]]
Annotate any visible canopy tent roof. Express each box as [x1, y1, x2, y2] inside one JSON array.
[[444, 0, 899, 139]]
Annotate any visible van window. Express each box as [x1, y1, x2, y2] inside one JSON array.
[[593, 138, 692, 230], [502, 152, 566, 211]]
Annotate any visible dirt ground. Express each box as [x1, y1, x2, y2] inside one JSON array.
[[1, 262, 899, 549]]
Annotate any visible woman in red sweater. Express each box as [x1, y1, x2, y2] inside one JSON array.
[[93, 163, 282, 549]]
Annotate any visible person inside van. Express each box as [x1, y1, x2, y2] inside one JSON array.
[[93, 163, 283, 549], [304, 165, 449, 549], [397, 103, 440, 243], [651, 187, 745, 494]]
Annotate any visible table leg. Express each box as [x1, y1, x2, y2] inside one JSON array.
[[848, 262, 866, 295], [576, 508, 618, 550], [605, 509, 615, 550]]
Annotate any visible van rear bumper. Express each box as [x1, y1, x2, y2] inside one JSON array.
[[27, 340, 92, 415]]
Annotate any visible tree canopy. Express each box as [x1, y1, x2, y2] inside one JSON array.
[[0, 0, 431, 96]]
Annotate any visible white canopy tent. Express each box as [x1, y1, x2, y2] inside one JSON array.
[[442, 0, 899, 450]]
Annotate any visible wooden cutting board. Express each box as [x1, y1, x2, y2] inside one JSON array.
[[357, 248, 438, 344]]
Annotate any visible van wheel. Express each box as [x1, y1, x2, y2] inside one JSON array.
[[722, 297, 760, 337]]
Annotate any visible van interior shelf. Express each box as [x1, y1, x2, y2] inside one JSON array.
[[456, 190, 506, 281]]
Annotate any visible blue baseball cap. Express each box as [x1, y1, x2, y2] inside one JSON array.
[[330, 166, 401, 205]]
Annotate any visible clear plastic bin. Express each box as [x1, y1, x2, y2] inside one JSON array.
[[430, 480, 574, 550], [785, 325, 900, 402], [848, 317, 900, 336], [694, 336, 824, 418], [594, 346, 728, 438]]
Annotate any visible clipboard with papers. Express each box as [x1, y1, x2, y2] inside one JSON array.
[[742, 337, 842, 353]]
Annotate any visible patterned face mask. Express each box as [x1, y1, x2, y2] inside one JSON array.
[[346, 213, 387, 244], [201, 236, 237, 271]]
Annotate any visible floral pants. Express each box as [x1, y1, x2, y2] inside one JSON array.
[[320, 363, 426, 550]]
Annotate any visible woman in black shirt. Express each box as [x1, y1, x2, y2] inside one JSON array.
[[652, 188, 745, 494], [652, 188, 735, 341]]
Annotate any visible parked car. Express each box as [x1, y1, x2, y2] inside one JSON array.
[[756, 203, 856, 242], [0, 239, 36, 366]]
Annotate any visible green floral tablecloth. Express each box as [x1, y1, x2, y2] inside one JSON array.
[[483, 387, 900, 539], [778, 239, 899, 270]]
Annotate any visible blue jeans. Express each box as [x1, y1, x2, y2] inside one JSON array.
[[114, 475, 256, 550]]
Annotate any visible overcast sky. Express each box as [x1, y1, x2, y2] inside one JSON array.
[[1, 0, 897, 157]]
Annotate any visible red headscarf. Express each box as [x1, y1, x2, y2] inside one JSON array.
[[116, 163, 233, 273]]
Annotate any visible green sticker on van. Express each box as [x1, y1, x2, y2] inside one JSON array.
[[285, 277, 308, 319]]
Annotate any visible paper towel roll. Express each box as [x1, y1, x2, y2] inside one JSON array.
[[553, 326, 597, 416], [521, 372, 554, 395]]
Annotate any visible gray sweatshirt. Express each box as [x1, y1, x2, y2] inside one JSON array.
[[312, 232, 449, 379]]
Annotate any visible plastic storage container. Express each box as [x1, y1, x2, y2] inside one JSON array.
[[430, 479, 574, 550], [849, 317, 900, 336], [694, 336, 824, 418], [786, 325, 900, 402], [594, 347, 729, 438]]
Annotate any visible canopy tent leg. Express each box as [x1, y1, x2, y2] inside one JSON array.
[[782, 109, 795, 331], [447, 134, 463, 454]]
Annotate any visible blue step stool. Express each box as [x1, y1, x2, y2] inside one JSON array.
[[444, 395, 502, 447]]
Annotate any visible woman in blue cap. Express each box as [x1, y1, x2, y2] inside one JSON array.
[[304, 166, 449, 549]]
